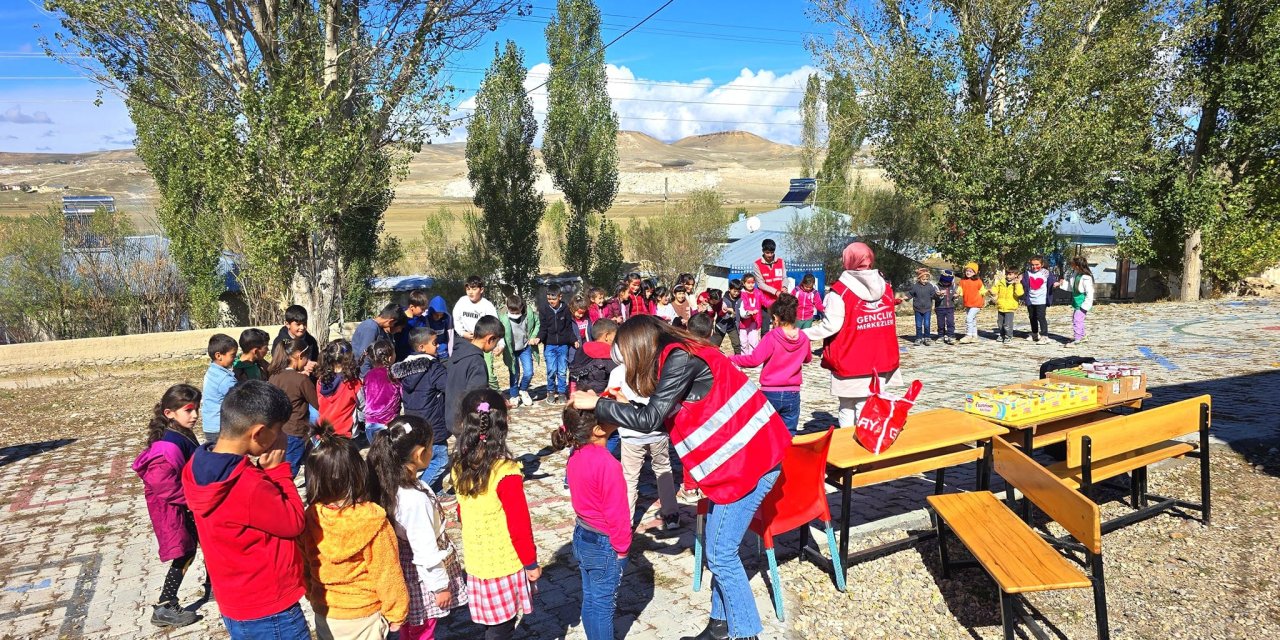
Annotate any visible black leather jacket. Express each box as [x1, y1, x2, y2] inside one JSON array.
[[594, 349, 714, 434]]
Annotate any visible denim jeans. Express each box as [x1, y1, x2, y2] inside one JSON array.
[[284, 435, 308, 479], [936, 307, 955, 337], [222, 602, 310, 640], [364, 423, 387, 446], [508, 348, 534, 398], [418, 443, 450, 492], [913, 311, 931, 338], [573, 524, 626, 640], [965, 306, 981, 337], [706, 467, 780, 638], [545, 344, 569, 395], [762, 390, 801, 436]]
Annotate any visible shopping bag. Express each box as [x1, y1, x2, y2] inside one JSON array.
[[855, 372, 924, 454]]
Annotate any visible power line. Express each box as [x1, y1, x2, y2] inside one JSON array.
[[453, 107, 802, 127], [445, 67, 809, 94], [508, 15, 800, 46], [526, 3, 819, 36]]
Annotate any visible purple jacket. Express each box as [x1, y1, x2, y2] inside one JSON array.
[[133, 435, 197, 562]]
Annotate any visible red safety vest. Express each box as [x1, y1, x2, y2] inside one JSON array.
[[821, 280, 900, 378], [660, 342, 790, 504], [754, 257, 786, 306]]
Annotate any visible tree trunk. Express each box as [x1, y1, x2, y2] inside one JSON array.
[[1180, 228, 1202, 301], [292, 228, 339, 346]]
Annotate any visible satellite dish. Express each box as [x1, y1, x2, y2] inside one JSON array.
[[745, 216, 761, 233]]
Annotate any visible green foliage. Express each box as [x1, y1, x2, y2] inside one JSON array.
[[800, 74, 823, 178], [0, 207, 188, 342], [848, 182, 934, 287], [467, 41, 545, 295], [47, 0, 513, 339], [543, 0, 620, 278], [810, 0, 1164, 271], [785, 205, 853, 281], [627, 190, 731, 287], [817, 71, 864, 201], [1110, 0, 1280, 293], [402, 207, 499, 302], [589, 217, 625, 288]]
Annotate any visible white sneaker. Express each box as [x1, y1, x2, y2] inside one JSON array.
[[519, 390, 533, 407]]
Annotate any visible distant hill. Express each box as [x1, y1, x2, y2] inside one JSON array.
[[672, 131, 793, 155]]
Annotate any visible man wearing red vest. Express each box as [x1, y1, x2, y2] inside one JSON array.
[[802, 242, 903, 428], [750, 238, 786, 334]]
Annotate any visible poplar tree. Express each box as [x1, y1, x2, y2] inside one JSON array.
[[543, 0, 619, 278], [466, 41, 545, 295], [799, 73, 823, 179]]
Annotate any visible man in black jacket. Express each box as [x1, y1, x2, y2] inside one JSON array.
[[391, 328, 450, 491]]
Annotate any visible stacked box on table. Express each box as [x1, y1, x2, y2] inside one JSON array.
[[964, 383, 1093, 421], [1045, 366, 1146, 404]]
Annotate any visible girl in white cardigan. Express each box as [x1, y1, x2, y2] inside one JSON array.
[[368, 416, 468, 640], [1057, 256, 1096, 347]]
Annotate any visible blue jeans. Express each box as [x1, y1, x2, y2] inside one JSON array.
[[574, 525, 626, 640], [418, 443, 451, 492], [545, 344, 569, 395], [364, 422, 387, 445], [914, 311, 931, 338], [508, 348, 534, 397], [222, 602, 310, 640], [284, 435, 308, 479], [763, 390, 801, 436], [706, 467, 780, 638]]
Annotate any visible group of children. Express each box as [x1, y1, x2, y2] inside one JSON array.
[[136, 249, 1099, 639], [899, 255, 1095, 347]]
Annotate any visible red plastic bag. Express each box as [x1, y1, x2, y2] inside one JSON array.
[[855, 372, 923, 454]]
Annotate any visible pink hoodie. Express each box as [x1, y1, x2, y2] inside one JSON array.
[[729, 327, 812, 391]]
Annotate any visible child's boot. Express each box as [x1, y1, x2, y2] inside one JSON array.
[[151, 602, 198, 627]]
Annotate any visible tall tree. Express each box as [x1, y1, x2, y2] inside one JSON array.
[[467, 41, 545, 294], [47, 0, 516, 340], [799, 73, 823, 178], [1108, 0, 1280, 297], [810, 0, 1164, 270], [543, 0, 619, 278], [816, 71, 865, 209]]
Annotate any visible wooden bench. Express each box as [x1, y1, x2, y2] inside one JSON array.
[[1045, 395, 1211, 533], [928, 437, 1110, 640]]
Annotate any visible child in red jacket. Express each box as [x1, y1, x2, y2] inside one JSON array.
[[182, 380, 309, 640]]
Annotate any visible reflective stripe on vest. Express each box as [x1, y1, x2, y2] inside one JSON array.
[[685, 399, 777, 480], [673, 381, 757, 460]]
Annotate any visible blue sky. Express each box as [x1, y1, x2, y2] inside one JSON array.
[[0, 0, 832, 153]]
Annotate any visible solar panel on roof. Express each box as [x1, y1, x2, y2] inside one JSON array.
[[779, 178, 816, 206]]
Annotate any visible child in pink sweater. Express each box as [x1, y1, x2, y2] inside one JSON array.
[[738, 273, 765, 355], [731, 293, 811, 436], [792, 273, 825, 329], [552, 406, 630, 640]]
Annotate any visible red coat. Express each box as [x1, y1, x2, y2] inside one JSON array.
[[183, 453, 306, 621], [821, 281, 900, 378], [661, 343, 790, 504]]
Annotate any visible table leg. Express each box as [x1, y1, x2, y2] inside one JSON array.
[[1020, 428, 1034, 521], [839, 469, 854, 585]]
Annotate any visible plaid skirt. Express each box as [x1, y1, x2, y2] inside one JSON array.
[[399, 539, 469, 625], [466, 571, 533, 626]]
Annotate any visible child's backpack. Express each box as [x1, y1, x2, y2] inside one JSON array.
[[569, 354, 617, 394]]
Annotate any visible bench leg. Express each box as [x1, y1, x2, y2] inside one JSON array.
[[1129, 471, 1141, 509], [1199, 410, 1212, 526], [936, 516, 951, 579], [1000, 591, 1016, 640], [931, 468, 946, 528], [1090, 553, 1110, 640]]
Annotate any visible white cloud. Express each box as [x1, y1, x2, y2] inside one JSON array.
[[439, 63, 817, 145], [1, 106, 54, 124], [0, 86, 133, 153]]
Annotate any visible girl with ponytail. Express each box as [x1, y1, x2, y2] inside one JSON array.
[[550, 407, 630, 640], [451, 388, 539, 640], [132, 383, 203, 628], [367, 416, 468, 640], [300, 423, 409, 639]]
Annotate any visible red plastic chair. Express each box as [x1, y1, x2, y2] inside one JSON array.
[[691, 427, 845, 621]]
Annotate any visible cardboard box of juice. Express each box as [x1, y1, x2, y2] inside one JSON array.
[[964, 383, 1081, 421], [1045, 366, 1145, 404]]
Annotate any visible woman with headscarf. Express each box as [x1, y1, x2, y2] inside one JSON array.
[[802, 242, 902, 427], [568, 315, 790, 640]]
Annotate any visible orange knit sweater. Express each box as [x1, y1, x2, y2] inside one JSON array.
[[301, 501, 408, 623]]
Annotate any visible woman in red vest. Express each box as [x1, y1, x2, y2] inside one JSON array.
[[802, 242, 902, 428], [569, 315, 790, 640]]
